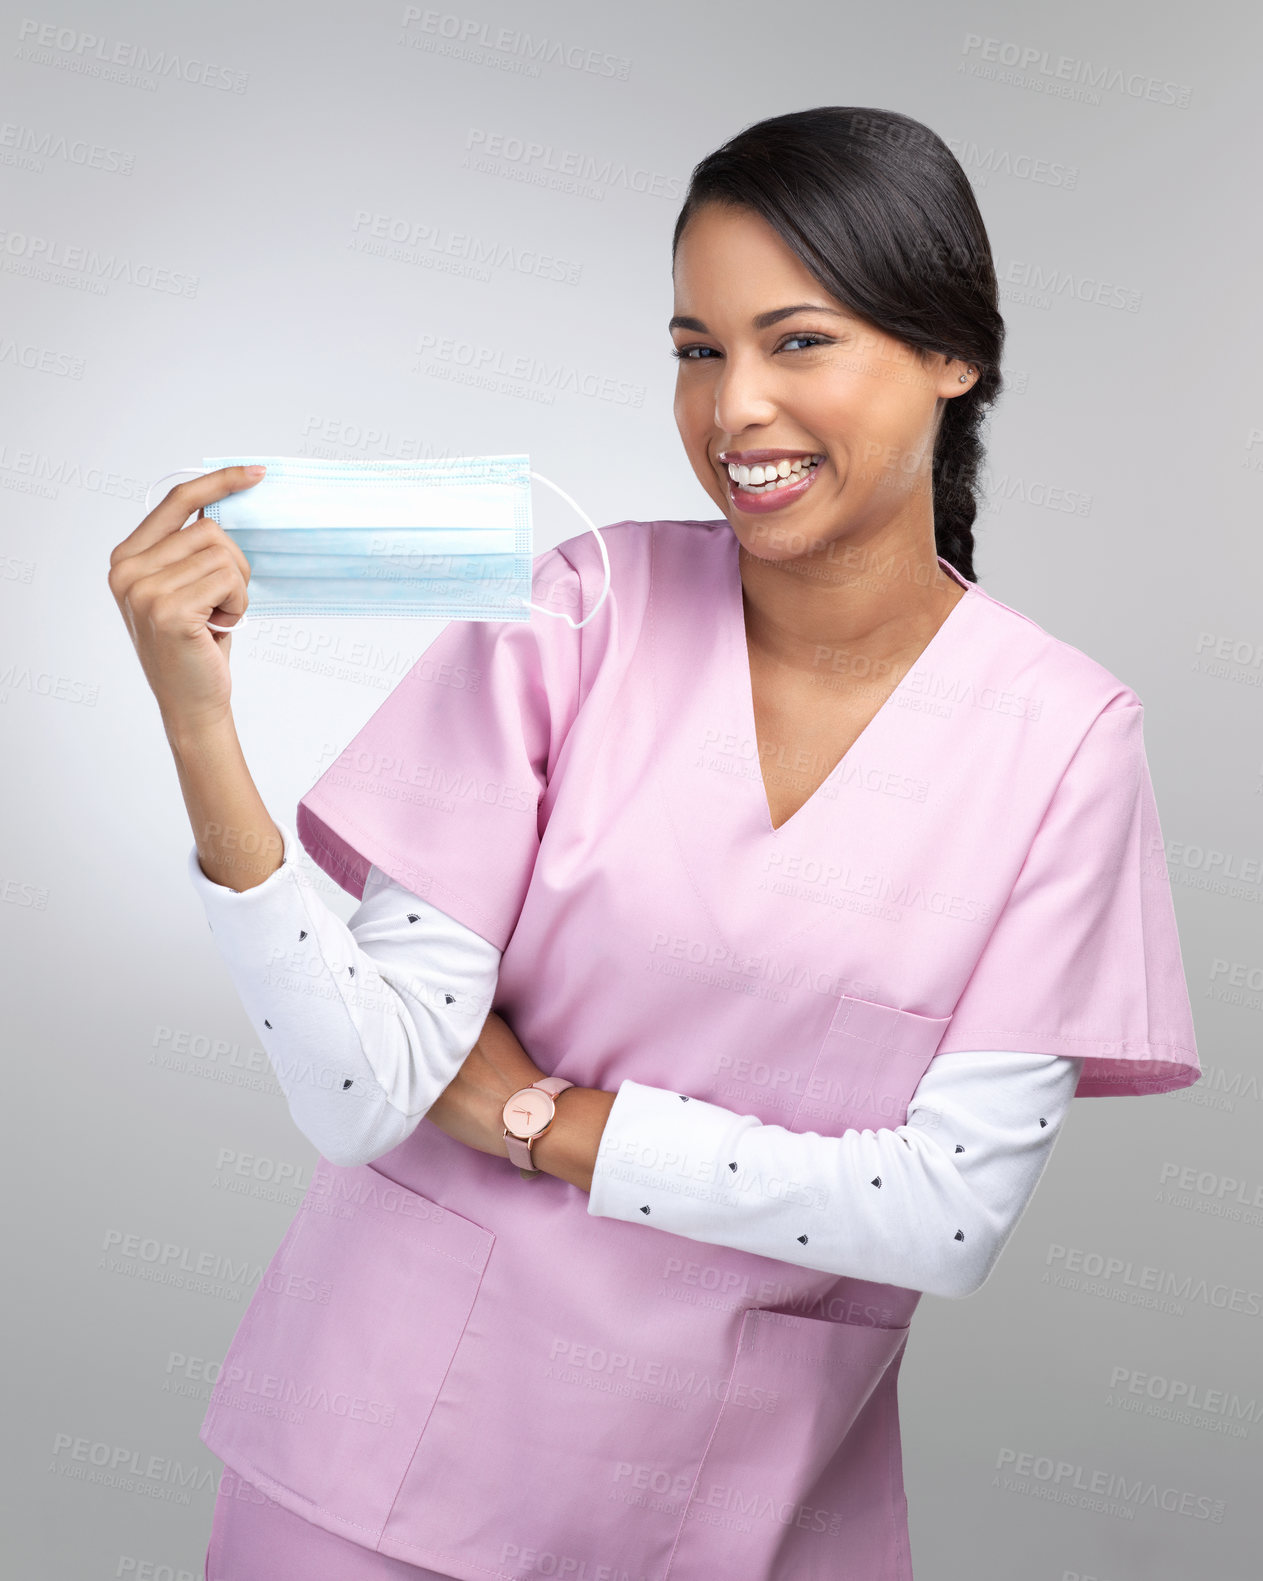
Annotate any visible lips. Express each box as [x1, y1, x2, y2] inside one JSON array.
[[723, 454, 824, 515]]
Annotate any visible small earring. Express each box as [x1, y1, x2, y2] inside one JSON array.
[[959, 369, 971, 383]]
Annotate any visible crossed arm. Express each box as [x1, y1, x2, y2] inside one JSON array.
[[188, 817, 1082, 1298], [418, 1000, 616, 1192]]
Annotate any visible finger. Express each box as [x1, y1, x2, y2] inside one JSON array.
[[129, 545, 248, 635], [169, 565, 250, 637], [112, 514, 249, 587], [190, 509, 252, 585], [112, 465, 264, 567], [108, 519, 251, 613]]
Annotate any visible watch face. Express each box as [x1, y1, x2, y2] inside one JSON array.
[[503, 1087, 554, 1139]]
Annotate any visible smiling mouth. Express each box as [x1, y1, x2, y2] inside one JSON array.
[[725, 453, 824, 494]]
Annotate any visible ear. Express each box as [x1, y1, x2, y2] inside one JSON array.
[[936, 357, 978, 401]]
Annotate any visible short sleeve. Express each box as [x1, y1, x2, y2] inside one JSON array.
[[935, 698, 1200, 1097], [295, 544, 594, 952]]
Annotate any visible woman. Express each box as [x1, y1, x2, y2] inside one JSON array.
[[109, 108, 1199, 1580]]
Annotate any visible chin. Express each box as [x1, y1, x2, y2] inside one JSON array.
[[737, 516, 828, 558]]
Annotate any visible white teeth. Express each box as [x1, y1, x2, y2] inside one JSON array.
[[726, 454, 823, 492]]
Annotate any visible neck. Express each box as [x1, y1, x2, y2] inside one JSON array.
[[736, 520, 966, 678]]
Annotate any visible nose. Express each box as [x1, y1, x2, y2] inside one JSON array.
[[711, 347, 778, 437]]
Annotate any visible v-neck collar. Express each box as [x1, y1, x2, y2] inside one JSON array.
[[724, 530, 979, 838]]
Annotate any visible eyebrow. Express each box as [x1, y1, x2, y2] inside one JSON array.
[[668, 304, 846, 333]]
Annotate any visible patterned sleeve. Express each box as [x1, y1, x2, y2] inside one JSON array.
[[188, 817, 500, 1166], [586, 1051, 1084, 1299]]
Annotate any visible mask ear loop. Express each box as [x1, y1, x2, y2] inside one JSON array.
[[143, 466, 249, 633], [527, 471, 612, 629]]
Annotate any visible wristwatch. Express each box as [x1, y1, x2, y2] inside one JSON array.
[[502, 1076, 575, 1178]]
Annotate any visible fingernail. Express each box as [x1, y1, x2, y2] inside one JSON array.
[[245, 464, 266, 476]]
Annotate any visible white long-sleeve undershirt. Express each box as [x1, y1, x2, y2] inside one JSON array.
[[188, 817, 1083, 1299]]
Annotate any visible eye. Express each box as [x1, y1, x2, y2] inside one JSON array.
[[669, 332, 833, 361], [779, 332, 832, 352]]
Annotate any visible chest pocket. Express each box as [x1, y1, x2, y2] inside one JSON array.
[[783, 993, 952, 1137]]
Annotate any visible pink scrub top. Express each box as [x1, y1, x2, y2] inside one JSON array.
[[199, 518, 1200, 1581]]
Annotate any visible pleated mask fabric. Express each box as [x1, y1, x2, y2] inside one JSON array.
[[145, 453, 611, 629]]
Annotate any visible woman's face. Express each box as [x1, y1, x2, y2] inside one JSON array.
[[670, 201, 970, 570]]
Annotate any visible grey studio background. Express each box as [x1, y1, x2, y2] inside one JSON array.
[[4, 1, 1260, 1577]]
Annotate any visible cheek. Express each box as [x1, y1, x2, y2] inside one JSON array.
[[672, 381, 687, 430], [814, 365, 929, 476], [796, 358, 874, 431], [673, 388, 716, 472], [673, 377, 705, 429]]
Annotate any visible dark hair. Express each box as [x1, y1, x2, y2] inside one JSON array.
[[671, 107, 1005, 584]]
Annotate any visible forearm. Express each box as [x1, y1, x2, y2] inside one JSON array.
[[167, 712, 284, 891], [531, 1087, 618, 1192]]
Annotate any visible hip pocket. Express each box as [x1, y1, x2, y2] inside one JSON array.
[[201, 1157, 494, 1545], [664, 1306, 910, 1578]]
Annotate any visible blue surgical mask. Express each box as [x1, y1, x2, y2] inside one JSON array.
[[143, 453, 611, 631]]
